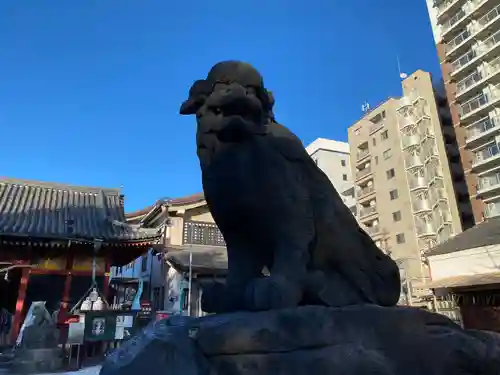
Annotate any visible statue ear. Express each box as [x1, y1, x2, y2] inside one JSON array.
[[258, 89, 274, 112], [267, 90, 275, 108], [180, 80, 211, 115]]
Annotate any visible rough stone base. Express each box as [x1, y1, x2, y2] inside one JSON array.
[[10, 348, 62, 374], [100, 305, 500, 375]]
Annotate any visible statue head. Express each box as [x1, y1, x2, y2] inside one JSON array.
[[180, 61, 274, 142]]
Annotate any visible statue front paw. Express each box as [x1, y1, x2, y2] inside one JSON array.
[[244, 275, 303, 311], [201, 282, 234, 314]]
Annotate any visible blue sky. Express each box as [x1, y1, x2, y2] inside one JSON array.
[[0, 0, 440, 212]]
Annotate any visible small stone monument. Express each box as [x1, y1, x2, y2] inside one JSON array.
[[100, 61, 500, 375], [11, 302, 62, 374]]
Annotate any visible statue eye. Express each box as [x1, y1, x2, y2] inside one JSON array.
[[213, 80, 232, 91]]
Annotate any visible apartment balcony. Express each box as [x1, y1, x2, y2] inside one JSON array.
[[409, 176, 428, 191], [356, 166, 373, 181], [356, 149, 370, 163], [456, 57, 500, 102], [442, 0, 489, 39], [451, 48, 477, 75], [442, 8, 467, 36], [447, 4, 500, 58], [465, 116, 500, 148], [364, 225, 381, 236], [471, 142, 500, 172], [369, 122, 384, 134], [459, 87, 500, 123], [397, 96, 413, 110], [430, 188, 448, 206], [405, 155, 424, 170], [437, 224, 454, 243], [451, 29, 500, 80], [357, 185, 376, 203], [447, 28, 472, 56], [412, 199, 433, 213], [401, 134, 421, 149], [359, 206, 378, 220], [477, 171, 500, 196], [416, 222, 437, 237], [436, 0, 466, 20], [485, 200, 500, 218], [398, 115, 417, 129], [456, 69, 483, 98]]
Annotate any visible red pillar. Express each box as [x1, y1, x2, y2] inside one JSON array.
[[11, 268, 30, 342], [60, 253, 74, 320]]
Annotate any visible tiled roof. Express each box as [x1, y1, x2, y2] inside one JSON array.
[[0, 178, 161, 242], [125, 193, 206, 219], [427, 217, 500, 256]]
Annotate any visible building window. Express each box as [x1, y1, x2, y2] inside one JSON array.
[[343, 174, 348, 181], [381, 130, 389, 140], [372, 138, 376, 146], [341, 159, 346, 167], [374, 156, 378, 165], [392, 211, 402, 222], [184, 221, 226, 246], [389, 189, 398, 200], [396, 233, 405, 244], [383, 149, 391, 159], [386, 168, 395, 179]]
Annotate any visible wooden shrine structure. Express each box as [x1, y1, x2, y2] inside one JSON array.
[[0, 178, 161, 342]]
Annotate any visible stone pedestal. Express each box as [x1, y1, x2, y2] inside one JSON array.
[[10, 348, 62, 374], [10, 323, 62, 374], [100, 305, 500, 375]]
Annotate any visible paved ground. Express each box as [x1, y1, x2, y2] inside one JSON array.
[[37, 365, 101, 375]]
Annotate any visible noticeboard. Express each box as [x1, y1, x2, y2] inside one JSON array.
[[84, 312, 117, 342]]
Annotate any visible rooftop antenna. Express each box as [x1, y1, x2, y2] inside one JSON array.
[[397, 55, 408, 80], [361, 101, 370, 113]]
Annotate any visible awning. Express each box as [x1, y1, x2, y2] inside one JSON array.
[[165, 245, 227, 275], [425, 272, 500, 289]]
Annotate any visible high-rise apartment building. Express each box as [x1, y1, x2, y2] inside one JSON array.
[[306, 138, 356, 214], [426, 0, 500, 223], [347, 70, 470, 287]]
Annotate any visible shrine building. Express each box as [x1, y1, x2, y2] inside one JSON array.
[[0, 178, 161, 341]]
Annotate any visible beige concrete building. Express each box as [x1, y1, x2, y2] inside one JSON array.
[[113, 193, 227, 315], [305, 138, 356, 214], [426, 0, 500, 223], [347, 70, 471, 291]]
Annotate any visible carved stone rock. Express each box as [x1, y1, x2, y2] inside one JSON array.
[[10, 303, 62, 374], [179, 61, 401, 313], [100, 306, 500, 375]]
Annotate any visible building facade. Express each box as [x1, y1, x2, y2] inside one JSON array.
[[426, 217, 500, 332], [0, 178, 159, 342], [347, 70, 470, 300], [111, 193, 227, 315], [306, 138, 356, 214], [426, 0, 500, 223]]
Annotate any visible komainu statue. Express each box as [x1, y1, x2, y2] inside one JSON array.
[[99, 61, 500, 375], [179, 61, 401, 313]]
